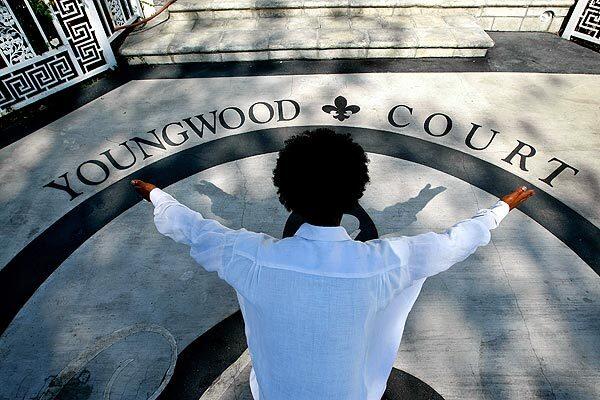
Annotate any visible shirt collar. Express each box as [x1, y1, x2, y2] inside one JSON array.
[[294, 222, 352, 242]]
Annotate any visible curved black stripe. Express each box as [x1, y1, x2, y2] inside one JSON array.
[[1, 126, 598, 336], [158, 311, 248, 400], [384, 369, 445, 400]]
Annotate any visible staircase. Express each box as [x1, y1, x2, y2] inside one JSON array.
[[119, 0, 573, 64]]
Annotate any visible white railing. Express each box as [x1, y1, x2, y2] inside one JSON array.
[[0, 0, 142, 115], [562, 0, 600, 46], [92, 0, 142, 42]]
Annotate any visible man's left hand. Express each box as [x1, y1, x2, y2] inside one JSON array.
[[131, 179, 157, 202], [502, 186, 535, 210]]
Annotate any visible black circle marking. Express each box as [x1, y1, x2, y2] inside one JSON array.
[[1, 126, 597, 400], [2, 125, 598, 334]]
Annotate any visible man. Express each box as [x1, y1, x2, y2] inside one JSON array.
[[132, 128, 534, 400]]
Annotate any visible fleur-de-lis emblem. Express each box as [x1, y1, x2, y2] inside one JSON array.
[[322, 96, 360, 121]]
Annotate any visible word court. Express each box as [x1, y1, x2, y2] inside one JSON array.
[[45, 98, 579, 201]]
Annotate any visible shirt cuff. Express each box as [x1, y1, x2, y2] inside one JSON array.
[[472, 200, 510, 230], [489, 200, 510, 228], [149, 188, 173, 207]]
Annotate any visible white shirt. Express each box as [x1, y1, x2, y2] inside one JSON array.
[[150, 188, 509, 400]]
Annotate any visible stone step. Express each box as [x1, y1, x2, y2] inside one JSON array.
[[119, 14, 494, 64], [167, 0, 572, 33]]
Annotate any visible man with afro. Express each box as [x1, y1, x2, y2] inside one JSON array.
[[132, 128, 533, 400]]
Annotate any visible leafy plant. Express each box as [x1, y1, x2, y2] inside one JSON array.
[[28, 0, 53, 23]]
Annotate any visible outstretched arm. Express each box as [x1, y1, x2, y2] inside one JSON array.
[[406, 186, 534, 281], [131, 179, 237, 275], [381, 186, 535, 297]]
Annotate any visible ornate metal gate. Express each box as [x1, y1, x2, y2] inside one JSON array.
[[562, 0, 600, 47], [0, 0, 141, 114]]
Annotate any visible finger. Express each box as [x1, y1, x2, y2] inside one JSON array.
[[517, 186, 532, 199], [516, 191, 535, 206], [507, 186, 526, 199], [523, 190, 535, 199], [519, 189, 535, 199], [514, 186, 527, 196]]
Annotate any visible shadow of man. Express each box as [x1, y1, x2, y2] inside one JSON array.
[[195, 180, 446, 241]]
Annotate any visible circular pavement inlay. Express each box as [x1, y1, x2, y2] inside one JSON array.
[[1, 127, 598, 400]]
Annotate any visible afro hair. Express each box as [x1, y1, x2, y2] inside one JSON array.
[[272, 128, 370, 224]]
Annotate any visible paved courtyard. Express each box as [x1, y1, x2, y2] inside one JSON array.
[[0, 35, 599, 400]]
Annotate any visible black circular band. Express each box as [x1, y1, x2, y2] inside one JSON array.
[[1, 125, 598, 336]]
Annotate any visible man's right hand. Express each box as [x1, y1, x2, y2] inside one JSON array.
[[131, 179, 157, 202], [502, 186, 535, 210]]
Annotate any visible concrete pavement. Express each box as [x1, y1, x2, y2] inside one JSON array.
[[0, 68, 598, 399]]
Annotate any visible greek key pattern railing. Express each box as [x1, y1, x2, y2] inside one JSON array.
[[0, 49, 77, 109], [0, 0, 141, 114], [52, 0, 108, 73], [562, 0, 600, 46]]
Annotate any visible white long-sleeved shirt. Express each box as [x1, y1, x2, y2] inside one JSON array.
[[150, 188, 509, 400]]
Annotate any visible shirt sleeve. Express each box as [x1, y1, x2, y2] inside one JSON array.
[[150, 188, 239, 278], [406, 200, 508, 281], [378, 200, 509, 301]]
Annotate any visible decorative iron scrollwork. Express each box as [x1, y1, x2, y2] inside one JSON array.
[[0, 1, 36, 66]]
